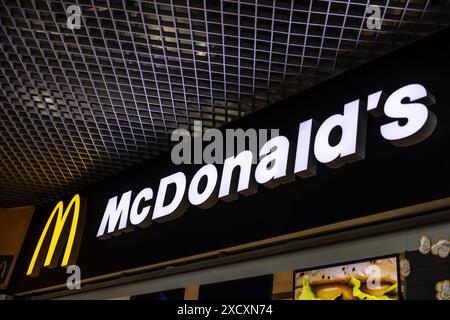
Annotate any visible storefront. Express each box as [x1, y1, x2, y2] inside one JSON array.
[[2, 27, 450, 300]]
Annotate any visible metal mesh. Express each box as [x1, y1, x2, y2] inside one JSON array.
[[1, 0, 449, 208]]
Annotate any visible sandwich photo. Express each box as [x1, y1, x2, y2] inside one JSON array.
[[294, 258, 399, 300]]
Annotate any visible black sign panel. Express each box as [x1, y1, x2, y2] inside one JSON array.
[[130, 288, 185, 300], [199, 275, 274, 300], [405, 251, 450, 300], [9, 28, 450, 293], [0, 255, 13, 286]]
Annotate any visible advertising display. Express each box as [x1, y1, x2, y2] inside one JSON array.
[[294, 257, 400, 300]]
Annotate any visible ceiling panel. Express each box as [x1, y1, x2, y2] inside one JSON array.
[[0, 0, 449, 207]]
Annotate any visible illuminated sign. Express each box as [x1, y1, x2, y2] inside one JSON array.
[[10, 30, 450, 294], [26, 194, 86, 277], [97, 83, 437, 239]]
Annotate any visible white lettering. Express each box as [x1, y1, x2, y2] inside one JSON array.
[[314, 99, 367, 168], [219, 150, 255, 202], [129, 188, 153, 227], [97, 191, 132, 238], [255, 136, 290, 187], [97, 83, 438, 238], [188, 164, 219, 208], [152, 172, 188, 222], [381, 83, 436, 146]]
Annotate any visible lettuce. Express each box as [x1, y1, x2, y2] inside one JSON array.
[[349, 278, 397, 300], [298, 277, 318, 300]]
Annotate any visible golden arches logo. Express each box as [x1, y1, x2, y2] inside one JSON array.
[[27, 194, 86, 277]]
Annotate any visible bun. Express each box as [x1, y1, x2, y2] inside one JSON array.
[[314, 284, 354, 300], [296, 258, 397, 287]]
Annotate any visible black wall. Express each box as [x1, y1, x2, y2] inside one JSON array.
[[405, 251, 450, 300], [130, 288, 185, 300], [198, 275, 274, 300]]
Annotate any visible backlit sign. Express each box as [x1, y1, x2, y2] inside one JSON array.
[[97, 83, 437, 239], [27, 194, 86, 277]]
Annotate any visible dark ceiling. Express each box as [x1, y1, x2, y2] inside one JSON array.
[[0, 0, 449, 208]]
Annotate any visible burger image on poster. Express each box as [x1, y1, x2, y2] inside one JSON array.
[[295, 258, 398, 300]]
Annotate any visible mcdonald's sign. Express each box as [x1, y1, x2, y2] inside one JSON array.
[[26, 194, 86, 277]]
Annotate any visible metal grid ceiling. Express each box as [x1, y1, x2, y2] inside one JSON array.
[[0, 0, 449, 208]]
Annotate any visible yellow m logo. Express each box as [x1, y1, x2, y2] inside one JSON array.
[[27, 194, 85, 277]]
